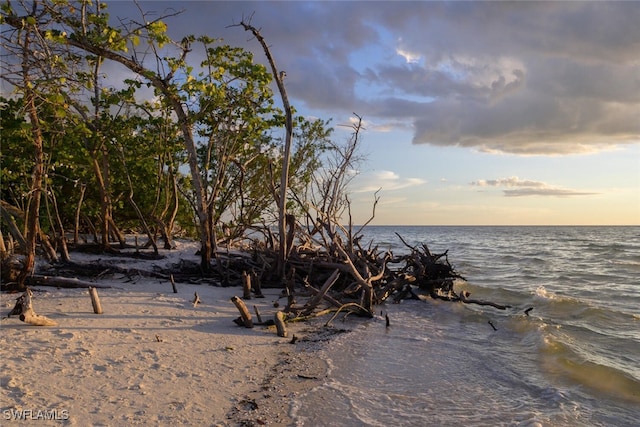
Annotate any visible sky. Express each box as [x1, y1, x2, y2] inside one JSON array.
[[104, 1, 640, 225]]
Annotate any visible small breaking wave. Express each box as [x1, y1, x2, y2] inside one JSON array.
[[541, 336, 640, 403]]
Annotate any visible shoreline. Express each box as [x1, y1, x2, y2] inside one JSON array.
[[228, 339, 329, 426], [0, 280, 333, 426]]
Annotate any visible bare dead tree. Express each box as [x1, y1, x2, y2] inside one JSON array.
[[231, 15, 294, 280]]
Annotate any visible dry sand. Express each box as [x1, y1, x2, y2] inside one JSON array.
[[0, 242, 332, 426]]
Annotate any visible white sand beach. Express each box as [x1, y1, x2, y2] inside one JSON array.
[[0, 242, 329, 426]]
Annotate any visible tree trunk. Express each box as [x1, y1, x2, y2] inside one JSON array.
[[154, 217, 175, 250], [89, 154, 112, 249], [238, 21, 293, 280], [88, 53, 113, 250], [49, 186, 70, 262], [38, 229, 59, 263], [73, 183, 87, 245], [0, 229, 6, 259], [0, 202, 27, 249], [80, 212, 98, 243], [166, 165, 180, 247], [17, 38, 45, 291], [120, 146, 158, 254], [108, 218, 126, 248], [22, 20, 215, 272], [164, 86, 212, 271]]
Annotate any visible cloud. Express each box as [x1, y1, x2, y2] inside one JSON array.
[[396, 48, 421, 64], [355, 170, 425, 193], [104, 1, 640, 156], [470, 176, 598, 197], [343, 116, 410, 133], [503, 188, 597, 197], [396, 38, 422, 64], [294, 2, 640, 155], [472, 177, 546, 188], [376, 3, 640, 155]]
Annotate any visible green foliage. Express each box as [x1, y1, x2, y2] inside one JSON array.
[[1, 97, 33, 211], [0, 1, 335, 243]]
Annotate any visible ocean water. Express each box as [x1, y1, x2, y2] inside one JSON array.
[[292, 226, 640, 426]]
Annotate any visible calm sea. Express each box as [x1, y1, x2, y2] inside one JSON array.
[[293, 226, 640, 426]]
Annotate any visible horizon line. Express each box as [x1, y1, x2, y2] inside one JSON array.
[[356, 224, 639, 227]]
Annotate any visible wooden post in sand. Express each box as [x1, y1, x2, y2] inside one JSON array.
[[253, 305, 263, 323], [192, 292, 201, 307], [242, 271, 251, 300], [274, 311, 287, 337], [231, 296, 253, 328], [285, 267, 296, 310], [252, 270, 264, 298], [89, 287, 103, 314], [170, 274, 178, 293]]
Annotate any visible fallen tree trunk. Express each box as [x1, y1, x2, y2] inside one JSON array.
[[25, 275, 113, 289], [301, 269, 340, 316]]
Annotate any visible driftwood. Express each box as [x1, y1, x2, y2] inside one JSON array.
[[253, 305, 263, 323], [274, 311, 287, 337], [170, 274, 178, 293], [20, 230, 511, 334], [284, 267, 296, 310], [301, 269, 340, 316], [210, 227, 512, 330], [252, 271, 264, 298], [89, 287, 103, 314], [242, 271, 251, 299], [460, 290, 510, 310], [303, 281, 343, 309], [6, 288, 57, 326], [231, 295, 253, 328], [263, 228, 508, 321], [26, 275, 113, 289], [40, 258, 168, 281]]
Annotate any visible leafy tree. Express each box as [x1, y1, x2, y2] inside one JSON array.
[[44, 2, 247, 269], [1, 1, 334, 278], [0, 2, 75, 288], [1, 97, 32, 213], [183, 40, 273, 252], [120, 99, 193, 247]]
